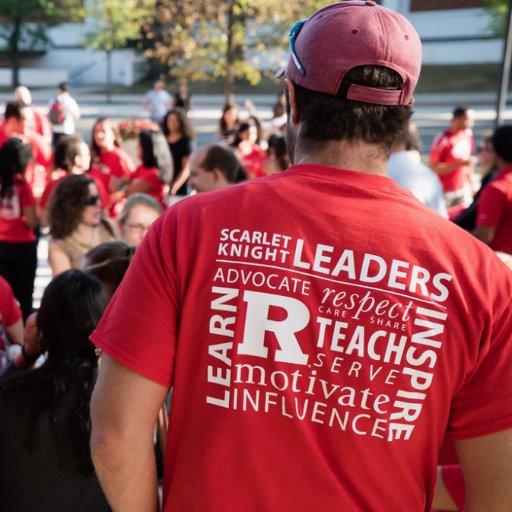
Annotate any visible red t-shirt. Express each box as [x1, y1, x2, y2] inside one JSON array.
[[89, 148, 134, 215], [476, 166, 512, 254], [0, 276, 21, 328], [92, 165, 512, 511], [0, 178, 36, 243], [430, 129, 474, 192], [89, 148, 134, 193], [131, 165, 164, 206]]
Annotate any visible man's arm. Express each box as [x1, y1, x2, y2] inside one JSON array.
[[430, 159, 471, 176], [90, 354, 169, 512], [455, 429, 512, 511]]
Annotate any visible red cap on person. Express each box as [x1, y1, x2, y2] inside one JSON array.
[[276, 1, 422, 106]]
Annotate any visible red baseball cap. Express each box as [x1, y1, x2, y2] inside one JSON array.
[[276, 1, 422, 106]]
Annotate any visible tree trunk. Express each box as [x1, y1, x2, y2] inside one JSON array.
[[107, 49, 112, 103], [224, 0, 236, 104], [9, 17, 22, 88]]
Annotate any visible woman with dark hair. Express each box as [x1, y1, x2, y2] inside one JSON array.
[[0, 137, 38, 320], [161, 107, 194, 200], [88, 117, 135, 216], [0, 269, 110, 511], [83, 241, 136, 298], [262, 134, 290, 175], [218, 103, 240, 143], [122, 129, 173, 208], [232, 117, 266, 179], [48, 174, 116, 276], [39, 134, 91, 227]]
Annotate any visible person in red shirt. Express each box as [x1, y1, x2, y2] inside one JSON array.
[[14, 86, 52, 145], [126, 129, 172, 209], [39, 134, 91, 227], [88, 118, 135, 216], [0, 100, 53, 200], [475, 125, 512, 254], [0, 137, 38, 320], [90, 3, 512, 511], [0, 275, 24, 369], [429, 106, 475, 209]]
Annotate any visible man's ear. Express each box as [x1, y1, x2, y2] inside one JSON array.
[[285, 79, 300, 124], [212, 168, 228, 187]]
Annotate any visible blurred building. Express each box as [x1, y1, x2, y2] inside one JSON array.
[[382, 0, 503, 65]]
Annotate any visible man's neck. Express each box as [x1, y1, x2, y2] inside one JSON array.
[[293, 139, 389, 176]]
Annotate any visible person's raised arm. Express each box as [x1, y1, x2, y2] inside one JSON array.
[[91, 354, 169, 512], [455, 429, 512, 511]]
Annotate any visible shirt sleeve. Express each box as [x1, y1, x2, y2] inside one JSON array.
[[476, 184, 505, 228], [19, 181, 36, 208], [90, 212, 179, 387], [447, 259, 512, 439], [429, 134, 444, 164], [0, 277, 22, 327]]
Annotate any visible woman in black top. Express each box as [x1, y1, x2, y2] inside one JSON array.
[[161, 108, 195, 198], [0, 270, 110, 511]]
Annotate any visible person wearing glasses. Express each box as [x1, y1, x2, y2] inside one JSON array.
[[90, 3, 512, 511], [116, 193, 162, 247], [48, 175, 116, 276]]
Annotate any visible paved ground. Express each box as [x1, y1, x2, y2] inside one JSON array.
[[28, 87, 512, 306]]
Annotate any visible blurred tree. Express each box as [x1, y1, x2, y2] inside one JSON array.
[[0, 0, 84, 88], [141, 0, 331, 102], [484, 0, 510, 34], [86, 0, 153, 102]]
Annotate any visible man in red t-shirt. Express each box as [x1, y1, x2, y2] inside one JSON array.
[[430, 106, 475, 208], [14, 85, 52, 145], [475, 125, 512, 254], [90, 3, 512, 511]]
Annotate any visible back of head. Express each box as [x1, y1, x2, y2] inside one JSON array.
[[4, 100, 26, 121], [278, 1, 421, 154], [139, 129, 174, 185], [58, 81, 69, 93], [203, 143, 247, 184], [0, 137, 33, 199], [14, 86, 32, 106], [83, 241, 136, 298], [48, 174, 94, 239], [491, 125, 512, 164], [54, 134, 85, 173], [38, 269, 108, 356]]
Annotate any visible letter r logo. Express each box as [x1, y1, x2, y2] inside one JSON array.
[[238, 291, 310, 365]]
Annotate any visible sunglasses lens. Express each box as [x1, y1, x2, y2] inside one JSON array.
[[86, 195, 99, 206]]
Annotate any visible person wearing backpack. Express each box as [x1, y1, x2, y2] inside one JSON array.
[[48, 82, 81, 149]]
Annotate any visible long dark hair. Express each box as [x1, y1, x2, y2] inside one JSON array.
[[0, 270, 109, 475], [138, 130, 174, 185], [160, 108, 195, 140], [0, 137, 33, 200]]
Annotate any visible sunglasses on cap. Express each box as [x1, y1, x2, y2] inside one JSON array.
[[84, 195, 100, 206], [289, 19, 307, 76]]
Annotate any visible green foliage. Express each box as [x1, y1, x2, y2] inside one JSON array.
[[483, 0, 510, 36], [0, 0, 84, 86], [141, 0, 332, 97], [85, 0, 153, 52]]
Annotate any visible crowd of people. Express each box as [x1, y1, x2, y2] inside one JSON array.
[[0, 2, 511, 508]]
